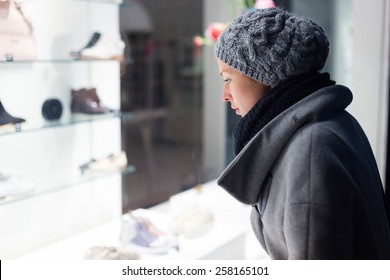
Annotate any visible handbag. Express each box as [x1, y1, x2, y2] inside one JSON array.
[[0, 0, 37, 61]]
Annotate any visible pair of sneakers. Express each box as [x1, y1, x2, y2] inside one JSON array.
[[120, 211, 179, 254]]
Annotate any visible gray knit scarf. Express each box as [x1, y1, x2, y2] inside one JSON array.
[[232, 72, 335, 156]]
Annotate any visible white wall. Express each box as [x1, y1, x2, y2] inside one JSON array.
[[349, 0, 390, 179]]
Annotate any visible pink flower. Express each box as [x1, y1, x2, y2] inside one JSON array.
[[193, 35, 204, 47], [205, 22, 227, 42], [254, 0, 276, 9]]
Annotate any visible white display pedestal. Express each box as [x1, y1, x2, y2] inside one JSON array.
[[19, 180, 269, 260]]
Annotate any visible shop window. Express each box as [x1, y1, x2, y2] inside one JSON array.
[[119, 0, 203, 211]]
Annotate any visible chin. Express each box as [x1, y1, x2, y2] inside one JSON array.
[[236, 111, 244, 117], [234, 108, 242, 116]]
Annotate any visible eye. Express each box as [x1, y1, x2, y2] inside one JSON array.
[[223, 78, 231, 84]]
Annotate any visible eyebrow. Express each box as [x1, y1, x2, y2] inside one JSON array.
[[220, 70, 229, 76]]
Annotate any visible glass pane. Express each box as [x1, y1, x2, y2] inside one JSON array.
[[0, 0, 127, 62], [119, 0, 203, 211], [0, 112, 120, 136], [0, 165, 135, 206]]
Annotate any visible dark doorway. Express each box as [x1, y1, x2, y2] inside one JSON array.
[[119, 0, 203, 211]]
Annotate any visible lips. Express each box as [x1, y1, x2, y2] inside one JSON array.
[[230, 103, 240, 115]]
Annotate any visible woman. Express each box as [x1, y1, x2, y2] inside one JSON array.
[[215, 7, 390, 259]]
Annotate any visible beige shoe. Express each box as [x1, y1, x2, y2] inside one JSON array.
[[80, 151, 128, 174], [84, 245, 140, 260], [170, 204, 214, 238]]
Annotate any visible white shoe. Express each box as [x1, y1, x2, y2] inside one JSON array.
[[120, 211, 179, 254], [80, 33, 125, 61], [170, 204, 214, 238], [0, 173, 34, 198]]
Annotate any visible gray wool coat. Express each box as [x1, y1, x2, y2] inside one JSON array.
[[217, 85, 390, 259]]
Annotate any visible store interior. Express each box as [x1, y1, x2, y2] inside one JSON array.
[[0, 0, 389, 260]]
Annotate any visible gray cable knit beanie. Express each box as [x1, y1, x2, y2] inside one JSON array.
[[215, 8, 329, 86]]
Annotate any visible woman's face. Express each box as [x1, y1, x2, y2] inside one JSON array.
[[216, 58, 269, 117]]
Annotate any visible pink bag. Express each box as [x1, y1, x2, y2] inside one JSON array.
[[0, 0, 37, 61]]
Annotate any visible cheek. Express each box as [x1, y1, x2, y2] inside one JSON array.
[[240, 85, 263, 108], [242, 96, 259, 114], [250, 91, 263, 105]]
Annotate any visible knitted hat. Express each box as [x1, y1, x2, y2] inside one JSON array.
[[215, 8, 329, 86]]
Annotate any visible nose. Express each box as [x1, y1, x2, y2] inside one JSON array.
[[221, 85, 231, 102]]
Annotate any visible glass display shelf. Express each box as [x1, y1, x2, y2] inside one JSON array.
[[22, 0, 132, 7], [0, 58, 133, 64], [120, 108, 168, 124], [75, 0, 134, 8], [36, 0, 124, 5], [0, 112, 121, 137], [0, 109, 168, 137], [74, 0, 123, 5], [0, 165, 135, 207]]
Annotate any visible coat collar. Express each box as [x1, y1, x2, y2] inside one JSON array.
[[217, 85, 353, 205]]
